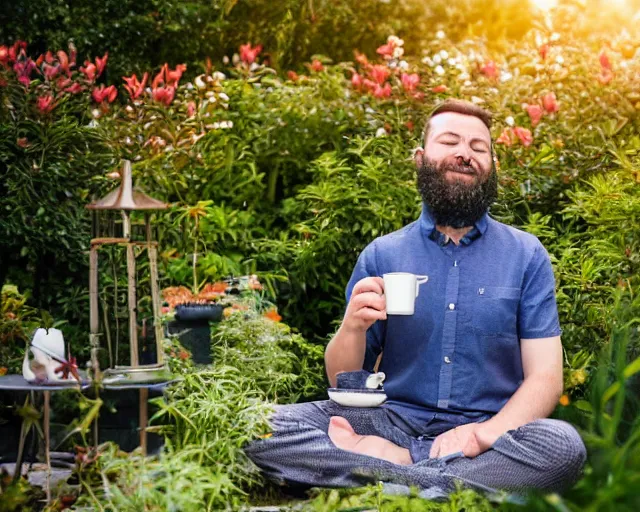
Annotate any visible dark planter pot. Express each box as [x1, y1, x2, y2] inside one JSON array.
[[167, 303, 224, 364]]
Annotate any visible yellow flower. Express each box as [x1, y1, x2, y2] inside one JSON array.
[[559, 394, 570, 407]]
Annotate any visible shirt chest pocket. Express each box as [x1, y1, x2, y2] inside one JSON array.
[[471, 286, 520, 336]]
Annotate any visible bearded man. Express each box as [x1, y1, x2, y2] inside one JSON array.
[[245, 99, 586, 495]]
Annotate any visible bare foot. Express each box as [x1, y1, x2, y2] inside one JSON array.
[[327, 416, 412, 465]]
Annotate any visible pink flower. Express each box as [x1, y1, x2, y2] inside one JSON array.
[[0, 46, 9, 66], [525, 104, 543, 126], [513, 126, 533, 147], [480, 60, 498, 79], [14, 58, 36, 87], [370, 65, 390, 85], [431, 85, 448, 93], [351, 72, 363, 89], [166, 64, 186, 86], [287, 70, 299, 81], [8, 41, 27, 62], [187, 101, 196, 117], [65, 82, 83, 94], [152, 86, 175, 106], [495, 128, 513, 146], [376, 43, 394, 58], [239, 43, 262, 64], [362, 78, 377, 92], [123, 72, 148, 100], [95, 52, 108, 78], [598, 68, 614, 84], [42, 62, 59, 80], [542, 92, 559, 113], [37, 94, 55, 114], [372, 82, 392, 99], [91, 84, 117, 104], [401, 73, 419, 92], [310, 59, 324, 72]]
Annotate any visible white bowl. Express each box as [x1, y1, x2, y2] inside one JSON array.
[[327, 388, 387, 407]]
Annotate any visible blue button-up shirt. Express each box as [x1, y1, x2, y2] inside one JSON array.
[[345, 203, 561, 433]]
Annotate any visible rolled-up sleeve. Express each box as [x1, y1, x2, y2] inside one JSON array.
[[345, 241, 386, 371], [518, 242, 562, 339]]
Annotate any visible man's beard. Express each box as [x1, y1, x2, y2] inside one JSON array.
[[416, 158, 498, 229]]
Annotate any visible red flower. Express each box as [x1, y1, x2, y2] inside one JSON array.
[[480, 60, 498, 79], [376, 43, 394, 58], [495, 128, 513, 146], [405, 120, 415, 131], [362, 78, 377, 92], [431, 84, 448, 93], [401, 72, 420, 92], [166, 64, 186, 86], [91, 84, 117, 104], [539, 44, 550, 61], [264, 308, 282, 322], [513, 126, 533, 147], [42, 62, 59, 80], [599, 50, 612, 71], [542, 92, 559, 113], [370, 64, 390, 85], [17, 137, 29, 148], [525, 104, 543, 126], [80, 61, 97, 81], [152, 86, 175, 106], [0, 46, 9, 66], [351, 72, 363, 89], [56, 50, 73, 74], [310, 59, 324, 72], [8, 41, 27, 62], [372, 82, 392, 99], [13, 58, 36, 87], [95, 52, 108, 78], [37, 94, 55, 114], [239, 43, 262, 64], [187, 101, 196, 117], [123, 72, 148, 100], [287, 70, 299, 81]]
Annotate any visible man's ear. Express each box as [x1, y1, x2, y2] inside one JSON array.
[[412, 147, 424, 167]]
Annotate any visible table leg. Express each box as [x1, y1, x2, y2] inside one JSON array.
[[139, 388, 148, 455], [44, 390, 51, 504]]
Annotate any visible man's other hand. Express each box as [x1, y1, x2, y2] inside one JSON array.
[[429, 422, 500, 459], [343, 277, 387, 333]]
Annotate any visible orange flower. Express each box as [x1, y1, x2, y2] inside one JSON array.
[[354, 51, 369, 67], [495, 128, 514, 146], [539, 43, 550, 61], [431, 84, 448, 93], [287, 70, 299, 82], [123, 72, 148, 100], [513, 126, 533, 147], [0, 367, 7, 376], [559, 394, 570, 406], [264, 309, 282, 322]]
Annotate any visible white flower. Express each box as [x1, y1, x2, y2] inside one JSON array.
[[399, 60, 409, 70], [375, 127, 387, 137], [389, 35, 404, 47], [422, 56, 434, 66], [250, 62, 259, 71], [223, 56, 230, 65], [219, 92, 229, 102], [213, 122, 221, 129], [471, 96, 484, 104], [91, 109, 100, 118], [506, 116, 515, 126], [448, 58, 457, 66], [186, 82, 193, 90], [195, 75, 207, 90], [125, 105, 134, 113], [439, 50, 449, 59], [435, 65, 445, 75], [500, 71, 513, 82], [433, 54, 442, 64], [555, 55, 564, 65], [393, 47, 404, 59], [436, 30, 446, 39], [212, 71, 226, 81], [458, 72, 470, 81], [550, 32, 560, 42], [389, 61, 397, 69]]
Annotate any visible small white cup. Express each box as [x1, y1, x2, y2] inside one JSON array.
[[383, 272, 429, 315]]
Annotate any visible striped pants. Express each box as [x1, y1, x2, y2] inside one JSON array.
[[244, 400, 586, 494]]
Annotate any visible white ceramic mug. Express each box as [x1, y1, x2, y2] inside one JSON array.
[[383, 272, 429, 315]]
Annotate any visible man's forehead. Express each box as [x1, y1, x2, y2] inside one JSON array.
[[428, 112, 491, 141]]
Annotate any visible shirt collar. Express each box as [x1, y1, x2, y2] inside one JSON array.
[[419, 203, 489, 246]]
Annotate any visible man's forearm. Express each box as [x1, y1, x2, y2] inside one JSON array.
[[478, 371, 563, 443], [325, 326, 367, 387]]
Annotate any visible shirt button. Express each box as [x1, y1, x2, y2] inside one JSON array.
[[448, 303, 455, 310], [444, 356, 451, 363]]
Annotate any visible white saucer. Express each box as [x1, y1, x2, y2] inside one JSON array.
[[327, 388, 387, 407]]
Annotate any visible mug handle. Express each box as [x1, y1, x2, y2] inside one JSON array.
[[415, 275, 429, 297]]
